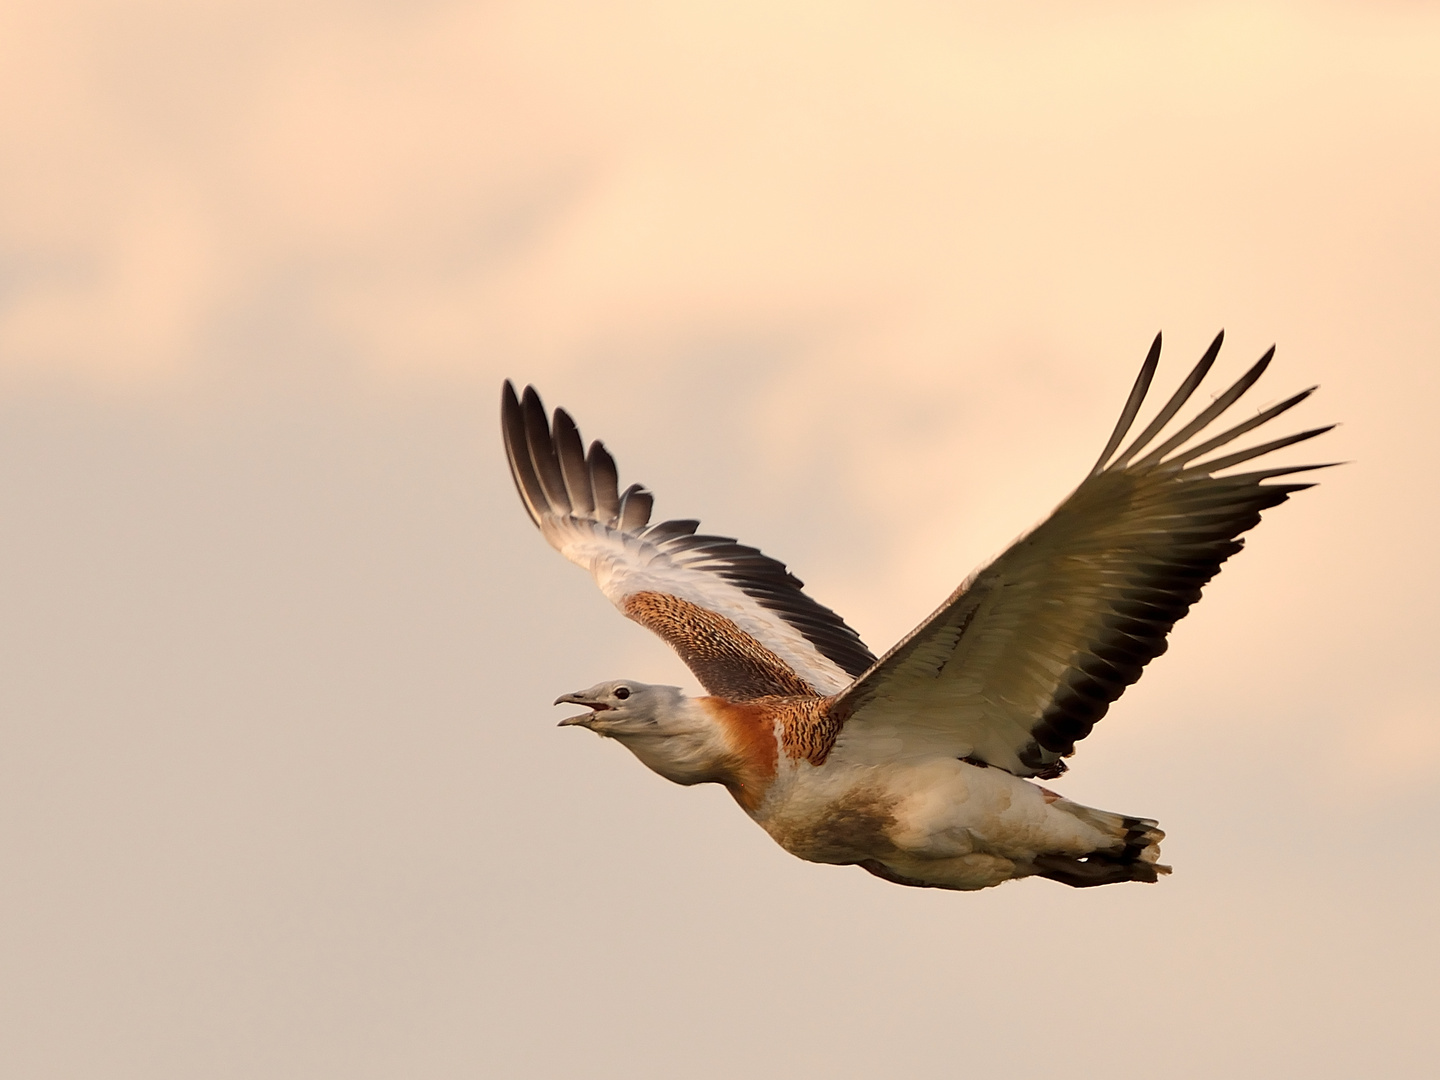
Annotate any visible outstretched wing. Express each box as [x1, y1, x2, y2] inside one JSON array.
[[502, 382, 876, 699], [827, 332, 1333, 778]]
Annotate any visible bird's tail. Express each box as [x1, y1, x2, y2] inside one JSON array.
[[1031, 802, 1171, 888]]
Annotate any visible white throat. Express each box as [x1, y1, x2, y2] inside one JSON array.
[[610, 697, 731, 787]]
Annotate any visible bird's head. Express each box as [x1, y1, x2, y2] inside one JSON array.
[[554, 680, 727, 786], [554, 680, 684, 735]]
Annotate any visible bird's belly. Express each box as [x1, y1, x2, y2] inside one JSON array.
[[756, 758, 1063, 866], [760, 779, 901, 865]]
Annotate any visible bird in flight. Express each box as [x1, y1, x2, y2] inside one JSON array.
[[502, 333, 1331, 890]]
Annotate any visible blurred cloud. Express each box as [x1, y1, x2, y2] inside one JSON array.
[[1, 3, 1437, 1078], [5, 1, 1438, 384]]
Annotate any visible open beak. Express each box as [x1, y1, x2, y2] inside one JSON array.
[[554, 692, 609, 727]]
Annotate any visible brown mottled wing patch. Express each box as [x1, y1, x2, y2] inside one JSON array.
[[624, 592, 815, 699], [828, 333, 1335, 778], [775, 696, 840, 765]]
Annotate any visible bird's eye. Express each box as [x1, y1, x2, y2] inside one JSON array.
[[614, 686, 631, 700]]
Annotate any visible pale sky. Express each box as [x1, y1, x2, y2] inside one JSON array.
[[1, 3, 1437, 1077]]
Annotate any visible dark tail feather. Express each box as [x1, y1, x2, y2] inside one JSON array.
[[1033, 815, 1172, 888]]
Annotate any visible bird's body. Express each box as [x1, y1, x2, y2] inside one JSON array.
[[507, 333, 1331, 891], [558, 682, 1165, 889]]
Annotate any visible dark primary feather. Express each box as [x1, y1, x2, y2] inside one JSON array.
[[501, 381, 878, 681], [832, 333, 1335, 779], [520, 386, 572, 515], [1104, 331, 1226, 472], [552, 409, 594, 515], [1090, 332, 1161, 474], [588, 442, 621, 525]]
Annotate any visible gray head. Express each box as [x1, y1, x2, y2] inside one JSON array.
[[554, 679, 687, 737], [554, 679, 726, 787]]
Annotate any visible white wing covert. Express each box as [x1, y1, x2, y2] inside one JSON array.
[[502, 382, 876, 699], [827, 333, 1334, 778]]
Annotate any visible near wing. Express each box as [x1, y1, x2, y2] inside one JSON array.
[[827, 332, 1334, 779], [502, 382, 876, 699]]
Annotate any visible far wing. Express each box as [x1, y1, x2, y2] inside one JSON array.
[[502, 382, 876, 699], [827, 332, 1333, 778]]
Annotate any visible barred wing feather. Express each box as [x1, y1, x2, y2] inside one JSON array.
[[502, 382, 876, 699], [828, 332, 1333, 779]]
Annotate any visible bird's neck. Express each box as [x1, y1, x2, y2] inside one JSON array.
[[613, 696, 781, 813]]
